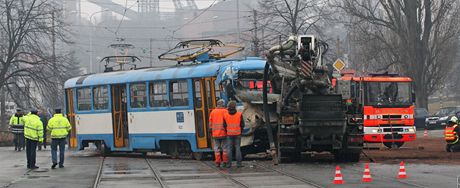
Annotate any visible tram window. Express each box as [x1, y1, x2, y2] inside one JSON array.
[[193, 80, 202, 108], [77, 88, 91, 111], [93, 86, 108, 110], [149, 81, 168, 107], [130, 83, 147, 108], [170, 80, 189, 107]]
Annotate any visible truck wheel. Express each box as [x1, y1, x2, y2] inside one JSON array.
[[383, 142, 404, 149]]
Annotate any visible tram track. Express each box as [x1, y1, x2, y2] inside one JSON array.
[[92, 157, 105, 188], [145, 158, 168, 188], [252, 162, 325, 188], [200, 161, 250, 188]]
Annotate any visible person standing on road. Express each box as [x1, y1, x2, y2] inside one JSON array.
[[9, 109, 25, 151], [223, 101, 245, 168], [47, 109, 71, 169], [24, 109, 43, 169], [209, 99, 229, 167], [445, 116, 460, 152]]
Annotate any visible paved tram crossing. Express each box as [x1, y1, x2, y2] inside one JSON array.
[[0, 145, 459, 188]]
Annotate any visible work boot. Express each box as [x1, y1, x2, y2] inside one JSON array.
[[51, 163, 57, 169], [215, 162, 221, 168], [225, 163, 231, 168], [31, 166, 39, 170], [59, 165, 64, 168], [237, 163, 243, 168]]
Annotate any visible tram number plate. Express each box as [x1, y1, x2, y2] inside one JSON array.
[[176, 112, 184, 123]]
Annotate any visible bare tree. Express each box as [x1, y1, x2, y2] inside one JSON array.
[[0, 0, 78, 127], [337, 0, 460, 108], [256, 0, 331, 49]]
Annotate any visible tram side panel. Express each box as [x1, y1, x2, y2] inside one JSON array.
[[76, 113, 113, 150], [128, 109, 199, 151]]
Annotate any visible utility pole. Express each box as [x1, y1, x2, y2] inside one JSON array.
[[149, 38, 153, 67], [336, 36, 341, 58], [52, 12, 56, 65], [252, 9, 259, 57]]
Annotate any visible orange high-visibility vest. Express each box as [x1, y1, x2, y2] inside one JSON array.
[[224, 111, 242, 136], [209, 108, 227, 138], [445, 125, 459, 144]]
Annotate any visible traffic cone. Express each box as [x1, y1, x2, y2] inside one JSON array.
[[332, 166, 344, 184], [423, 129, 428, 138], [397, 161, 408, 179], [361, 163, 373, 182]]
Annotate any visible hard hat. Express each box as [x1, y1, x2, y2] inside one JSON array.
[[449, 116, 458, 123]]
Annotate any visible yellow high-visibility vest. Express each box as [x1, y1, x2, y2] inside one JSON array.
[[24, 114, 43, 142], [47, 114, 71, 139]]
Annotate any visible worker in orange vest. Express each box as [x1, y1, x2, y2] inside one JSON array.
[[445, 116, 460, 152], [223, 101, 245, 168], [209, 99, 228, 167]]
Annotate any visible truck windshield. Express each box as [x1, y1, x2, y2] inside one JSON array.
[[365, 82, 412, 107]]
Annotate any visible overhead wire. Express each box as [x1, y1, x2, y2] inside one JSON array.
[[172, 0, 218, 34], [114, 0, 138, 36]]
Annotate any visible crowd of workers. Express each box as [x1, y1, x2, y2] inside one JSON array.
[[9, 108, 71, 169], [209, 99, 244, 168]]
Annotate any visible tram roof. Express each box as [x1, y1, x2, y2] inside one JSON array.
[[64, 57, 266, 88]]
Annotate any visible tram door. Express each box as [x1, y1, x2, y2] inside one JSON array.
[[193, 77, 217, 149], [111, 84, 129, 148], [65, 89, 77, 148]]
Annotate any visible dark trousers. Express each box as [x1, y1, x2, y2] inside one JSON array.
[[226, 136, 242, 166], [14, 133, 25, 151], [25, 139, 38, 168], [51, 138, 66, 165]]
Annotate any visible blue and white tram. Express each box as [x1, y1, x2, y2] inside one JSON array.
[[64, 57, 266, 158]]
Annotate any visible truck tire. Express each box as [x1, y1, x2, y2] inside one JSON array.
[[383, 142, 404, 149]]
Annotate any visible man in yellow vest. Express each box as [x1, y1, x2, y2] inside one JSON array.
[[24, 109, 43, 169], [9, 109, 25, 151], [47, 109, 71, 169], [223, 101, 245, 168], [445, 116, 460, 152]]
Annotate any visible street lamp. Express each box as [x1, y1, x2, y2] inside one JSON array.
[[89, 9, 110, 73]]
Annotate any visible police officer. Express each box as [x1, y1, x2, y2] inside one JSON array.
[[9, 109, 25, 151], [24, 109, 43, 169], [47, 109, 71, 169], [209, 99, 228, 167], [223, 101, 245, 168], [445, 116, 460, 152]]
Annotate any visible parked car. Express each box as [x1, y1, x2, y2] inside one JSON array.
[[426, 107, 460, 129], [414, 108, 429, 129]]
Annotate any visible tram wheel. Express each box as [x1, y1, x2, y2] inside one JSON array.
[[192, 152, 203, 161]]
